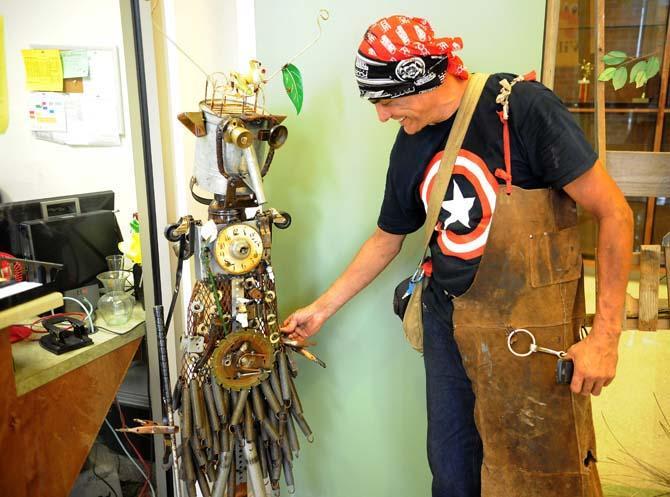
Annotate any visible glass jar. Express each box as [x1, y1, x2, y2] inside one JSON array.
[[96, 270, 135, 326]]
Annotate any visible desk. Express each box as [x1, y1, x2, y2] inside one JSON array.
[[0, 293, 146, 497]]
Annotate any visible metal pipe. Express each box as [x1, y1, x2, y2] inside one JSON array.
[[260, 379, 282, 415], [226, 445, 236, 497], [291, 409, 315, 443], [261, 418, 280, 443], [244, 401, 255, 442], [206, 463, 216, 488], [286, 349, 298, 377], [230, 389, 250, 426], [186, 480, 197, 497], [211, 449, 232, 497], [196, 466, 212, 497], [197, 383, 213, 450], [203, 381, 222, 432], [242, 146, 267, 206], [278, 351, 291, 404], [286, 411, 300, 456], [183, 440, 196, 483], [287, 375, 303, 414], [220, 425, 230, 456], [251, 386, 266, 420], [280, 425, 292, 462], [257, 431, 269, 480], [260, 418, 270, 444], [243, 441, 267, 497], [189, 379, 205, 440], [181, 379, 193, 440], [277, 411, 287, 441], [282, 454, 295, 494], [153, 305, 182, 497], [211, 372, 227, 423], [190, 435, 207, 468], [269, 366, 282, 402], [270, 443, 282, 483]]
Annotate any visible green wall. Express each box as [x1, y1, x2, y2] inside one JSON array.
[[256, 2, 546, 495]]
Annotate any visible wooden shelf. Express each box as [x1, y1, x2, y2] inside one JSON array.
[[546, 0, 670, 249], [560, 23, 667, 29], [0, 297, 144, 497], [567, 107, 661, 113], [10, 304, 146, 396]]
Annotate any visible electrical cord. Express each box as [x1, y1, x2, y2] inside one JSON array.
[[114, 400, 152, 497], [164, 234, 186, 332], [91, 444, 119, 497], [62, 296, 96, 334], [104, 418, 156, 497], [97, 321, 145, 336]]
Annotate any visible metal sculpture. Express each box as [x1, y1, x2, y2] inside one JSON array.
[[160, 69, 324, 497]]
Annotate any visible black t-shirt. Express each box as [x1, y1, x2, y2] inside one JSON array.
[[378, 73, 597, 315]]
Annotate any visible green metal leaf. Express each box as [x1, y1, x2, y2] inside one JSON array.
[[645, 56, 661, 79], [629, 60, 647, 83], [598, 67, 617, 81], [612, 66, 628, 90], [603, 50, 628, 65], [282, 63, 304, 115], [635, 70, 647, 88]]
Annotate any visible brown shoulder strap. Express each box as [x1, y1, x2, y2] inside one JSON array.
[[420, 72, 489, 253]]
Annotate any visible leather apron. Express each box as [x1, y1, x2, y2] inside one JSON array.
[[452, 186, 603, 497]]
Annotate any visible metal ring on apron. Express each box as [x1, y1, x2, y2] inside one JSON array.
[[506, 328, 536, 357]]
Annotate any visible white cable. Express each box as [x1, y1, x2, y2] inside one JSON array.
[[104, 418, 156, 497], [62, 296, 95, 334]]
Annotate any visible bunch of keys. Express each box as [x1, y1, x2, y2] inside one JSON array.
[[507, 328, 574, 385], [402, 267, 425, 299]]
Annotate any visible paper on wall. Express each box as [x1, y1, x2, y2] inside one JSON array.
[[0, 16, 8, 134], [21, 49, 63, 91], [28, 46, 124, 146], [27, 92, 66, 131], [60, 49, 89, 78], [33, 93, 120, 146], [86, 49, 124, 134]]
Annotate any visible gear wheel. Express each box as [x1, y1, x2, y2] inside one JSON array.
[[211, 330, 275, 390]]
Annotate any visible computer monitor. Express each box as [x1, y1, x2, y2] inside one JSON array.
[[18, 210, 123, 291], [0, 191, 115, 255]]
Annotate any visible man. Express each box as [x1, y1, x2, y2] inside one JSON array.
[[281, 15, 633, 497]]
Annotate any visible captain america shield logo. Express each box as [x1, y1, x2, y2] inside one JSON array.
[[419, 149, 499, 260]]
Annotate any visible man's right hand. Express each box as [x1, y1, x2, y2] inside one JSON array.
[[280, 228, 405, 342], [280, 302, 329, 341]]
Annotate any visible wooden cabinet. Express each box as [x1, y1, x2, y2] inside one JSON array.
[[546, 0, 670, 255]]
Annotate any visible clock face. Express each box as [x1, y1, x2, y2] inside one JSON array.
[[213, 223, 263, 275]]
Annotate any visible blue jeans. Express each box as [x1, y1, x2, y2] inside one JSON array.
[[422, 303, 483, 497]]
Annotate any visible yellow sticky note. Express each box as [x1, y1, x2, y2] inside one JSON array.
[[0, 17, 8, 133], [21, 48, 63, 92]]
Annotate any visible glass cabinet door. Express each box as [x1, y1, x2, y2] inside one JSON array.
[[552, 0, 670, 252]]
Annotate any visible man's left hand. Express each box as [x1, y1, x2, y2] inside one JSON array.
[[565, 330, 619, 396]]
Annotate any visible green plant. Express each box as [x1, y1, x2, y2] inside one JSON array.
[[602, 394, 670, 494], [598, 51, 661, 90]]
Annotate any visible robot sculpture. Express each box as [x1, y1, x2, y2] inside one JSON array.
[[156, 64, 324, 497]]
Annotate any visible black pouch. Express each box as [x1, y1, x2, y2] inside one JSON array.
[[393, 276, 412, 320]]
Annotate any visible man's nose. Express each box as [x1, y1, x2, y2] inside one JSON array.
[[374, 103, 391, 122]]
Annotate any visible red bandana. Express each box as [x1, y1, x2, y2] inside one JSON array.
[[358, 15, 469, 80]]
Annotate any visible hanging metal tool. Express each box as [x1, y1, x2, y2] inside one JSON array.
[[507, 328, 574, 385]]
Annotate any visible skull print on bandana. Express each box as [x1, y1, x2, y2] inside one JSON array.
[[355, 15, 469, 100]]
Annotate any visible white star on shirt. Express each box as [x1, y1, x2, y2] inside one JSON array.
[[441, 182, 475, 229]]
